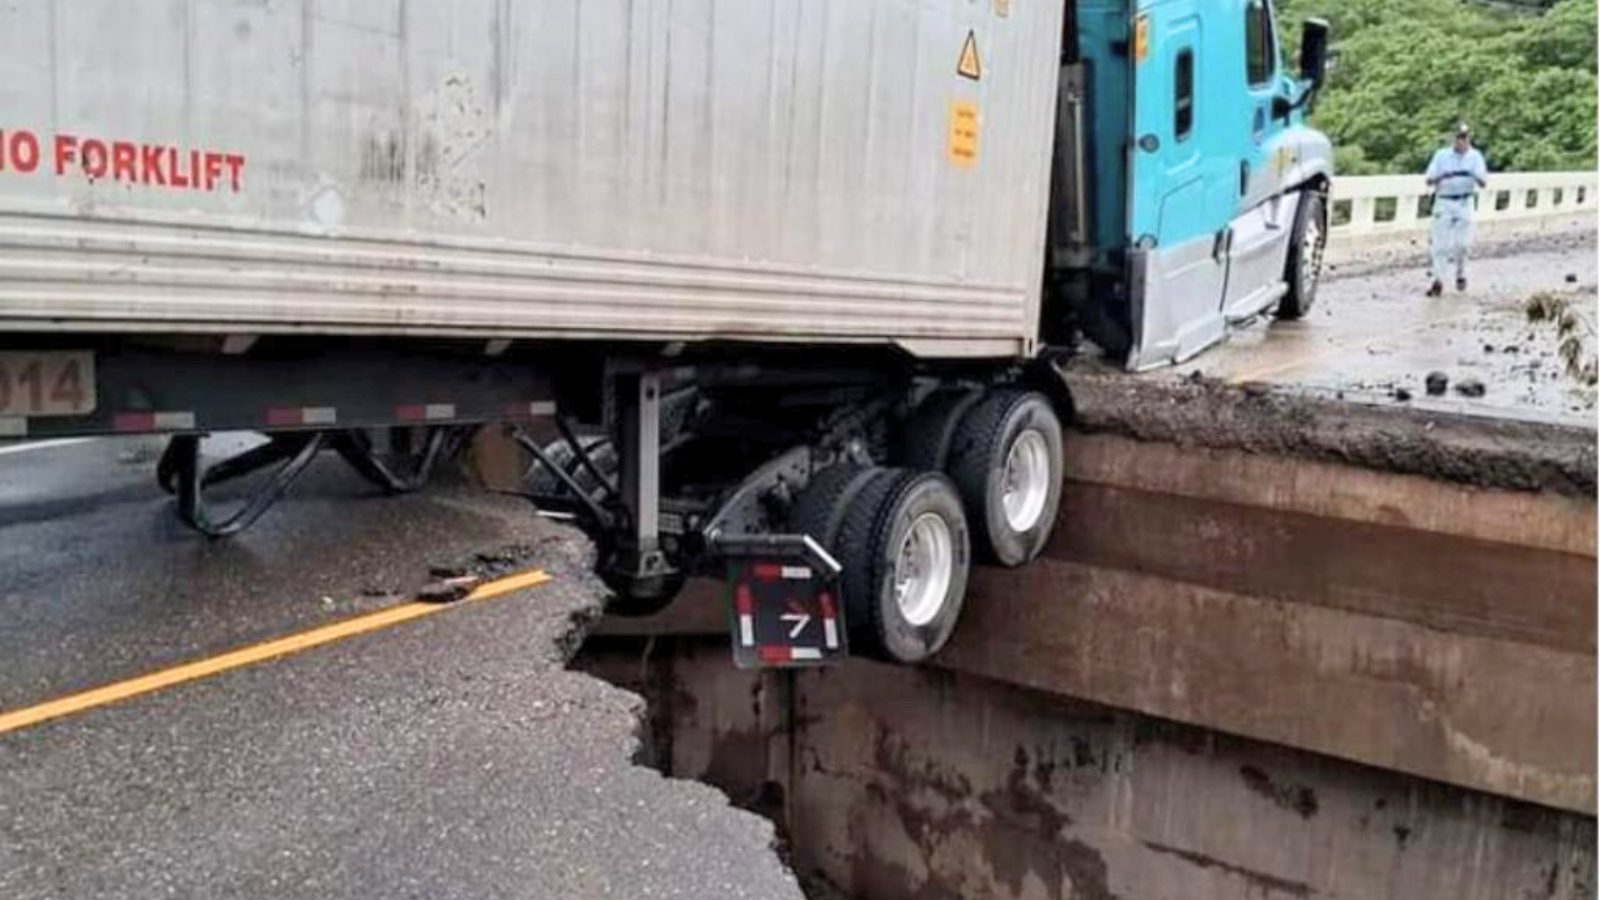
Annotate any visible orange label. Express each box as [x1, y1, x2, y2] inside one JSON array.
[[948, 101, 979, 168]]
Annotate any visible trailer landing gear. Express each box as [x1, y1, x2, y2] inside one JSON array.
[[155, 427, 469, 538]]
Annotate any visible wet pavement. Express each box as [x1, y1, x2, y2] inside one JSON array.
[[1172, 221, 1599, 423], [0, 437, 803, 899]]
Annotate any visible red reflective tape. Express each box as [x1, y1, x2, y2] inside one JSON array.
[[113, 411, 194, 432], [265, 407, 304, 427], [502, 401, 557, 420], [735, 584, 754, 616], [396, 403, 455, 422], [751, 563, 783, 582], [112, 412, 154, 432], [818, 592, 836, 619], [758, 646, 791, 664]]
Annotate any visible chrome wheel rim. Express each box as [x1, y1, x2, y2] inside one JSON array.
[[894, 512, 954, 627], [1001, 430, 1052, 533]]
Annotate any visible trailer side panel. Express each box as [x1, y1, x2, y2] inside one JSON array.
[[0, 0, 1063, 358]]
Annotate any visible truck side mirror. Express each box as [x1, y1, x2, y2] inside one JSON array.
[[1300, 18, 1331, 88]]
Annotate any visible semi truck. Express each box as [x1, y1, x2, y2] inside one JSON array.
[[0, 0, 1331, 667]]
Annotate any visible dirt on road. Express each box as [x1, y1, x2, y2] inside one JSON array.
[[1170, 220, 1599, 421]]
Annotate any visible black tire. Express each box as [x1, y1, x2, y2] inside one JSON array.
[[601, 566, 687, 618], [788, 464, 878, 548], [524, 433, 615, 501], [948, 390, 1065, 567], [894, 389, 984, 472], [831, 469, 971, 664], [1078, 298, 1134, 364], [1277, 189, 1327, 321]]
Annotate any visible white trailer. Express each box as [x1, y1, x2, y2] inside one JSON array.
[[0, 0, 1059, 357], [0, 1, 1334, 666]]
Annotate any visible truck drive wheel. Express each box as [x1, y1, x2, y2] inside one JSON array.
[[788, 464, 877, 548], [793, 468, 970, 665], [1277, 189, 1327, 321], [948, 390, 1065, 567]]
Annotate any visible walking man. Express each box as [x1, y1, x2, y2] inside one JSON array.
[[1424, 124, 1488, 296]]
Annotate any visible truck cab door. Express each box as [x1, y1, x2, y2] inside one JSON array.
[[1220, 0, 1302, 321], [1124, 3, 1236, 369]]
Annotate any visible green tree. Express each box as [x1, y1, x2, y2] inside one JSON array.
[[1276, 0, 1597, 173]]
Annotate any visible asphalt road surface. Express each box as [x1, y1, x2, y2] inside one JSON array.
[[0, 437, 804, 899]]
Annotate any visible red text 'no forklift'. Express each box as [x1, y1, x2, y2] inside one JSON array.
[[0, 128, 245, 193]]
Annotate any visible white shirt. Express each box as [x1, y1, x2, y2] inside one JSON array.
[[1426, 146, 1488, 198]]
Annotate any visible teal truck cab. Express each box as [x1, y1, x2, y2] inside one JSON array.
[[1048, 0, 1333, 368]]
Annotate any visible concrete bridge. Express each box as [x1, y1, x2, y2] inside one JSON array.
[[585, 184, 1599, 900]]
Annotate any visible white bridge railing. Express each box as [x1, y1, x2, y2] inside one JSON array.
[[1329, 169, 1597, 244]]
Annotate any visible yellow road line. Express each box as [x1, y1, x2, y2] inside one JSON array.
[[0, 567, 550, 736]]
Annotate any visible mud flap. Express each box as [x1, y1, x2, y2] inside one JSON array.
[[716, 535, 847, 669]]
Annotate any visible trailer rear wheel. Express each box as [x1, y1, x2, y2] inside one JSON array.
[[948, 390, 1064, 566], [788, 464, 877, 548], [830, 469, 970, 664]]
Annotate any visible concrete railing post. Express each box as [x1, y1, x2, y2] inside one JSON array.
[[1328, 169, 1598, 255]]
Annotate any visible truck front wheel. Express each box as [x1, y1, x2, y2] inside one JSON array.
[[948, 390, 1065, 566], [1277, 188, 1328, 321]]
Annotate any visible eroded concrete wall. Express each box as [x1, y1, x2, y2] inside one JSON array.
[[580, 638, 1596, 900]]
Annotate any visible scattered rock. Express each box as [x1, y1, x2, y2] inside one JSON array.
[[428, 563, 471, 579], [1455, 377, 1487, 398], [1424, 371, 1449, 396], [1566, 273, 1579, 283], [1483, 343, 1496, 354], [1393, 387, 1413, 402], [1241, 381, 1271, 398], [1504, 345, 1521, 355]]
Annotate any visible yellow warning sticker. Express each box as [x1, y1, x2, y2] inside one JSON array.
[[1273, 146, 1296, 177], [994, 0, 1011, 18], [948, 101, 979, 168], [957, 31, 982, 81]]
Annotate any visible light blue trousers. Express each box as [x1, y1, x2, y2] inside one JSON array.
[[1430, 196, 1474, 282]]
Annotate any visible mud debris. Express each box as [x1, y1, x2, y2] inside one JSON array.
[[1425, 372, 1449, 396], [1455, 378, 1487, 399]]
